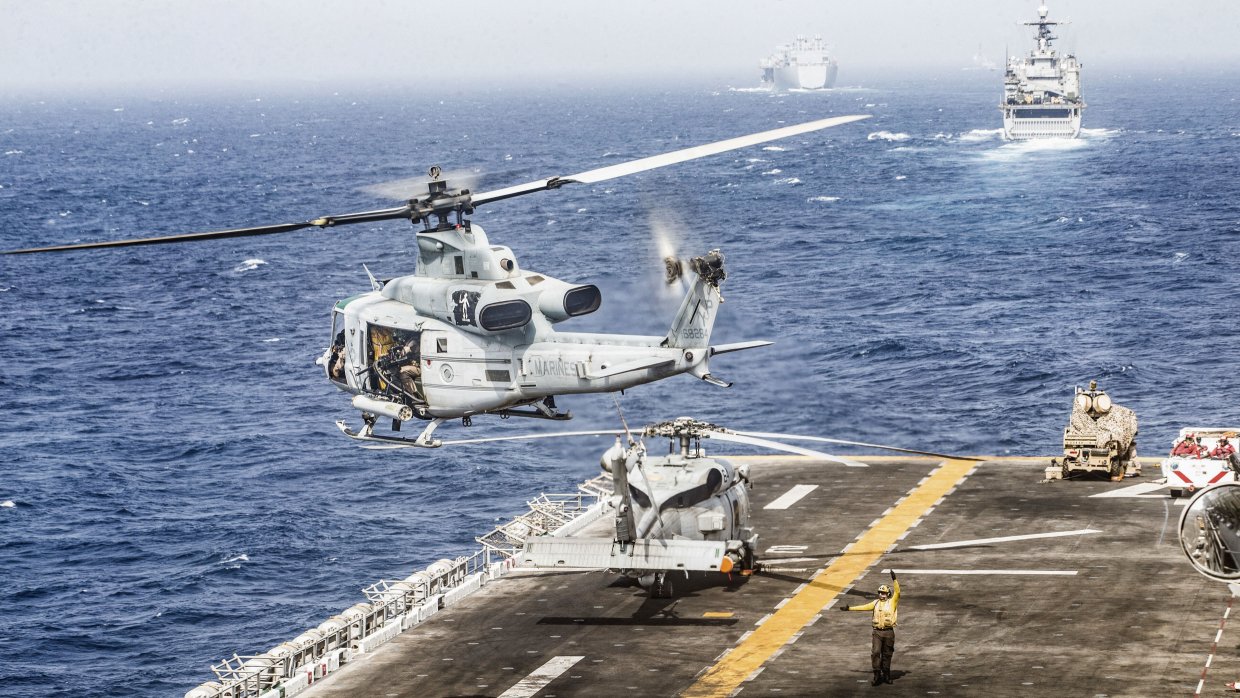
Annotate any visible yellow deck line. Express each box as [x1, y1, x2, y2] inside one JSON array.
[[682, 458, 980, 698]]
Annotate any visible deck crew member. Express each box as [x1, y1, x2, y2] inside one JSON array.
[[841, 569, 900, 686], [1211, 436, 1236, 460], [1172, 434, 1202, 457]]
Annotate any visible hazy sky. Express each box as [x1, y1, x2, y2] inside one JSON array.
[[3, 0, 1238, 93]]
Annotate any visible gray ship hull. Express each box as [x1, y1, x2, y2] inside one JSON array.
[[1002, 103, 1083, 140], [772, 62, 838, 90]]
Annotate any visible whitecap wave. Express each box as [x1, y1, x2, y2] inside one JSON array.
[[1079, 127, 1120, 139], [729, 86, 772, 93], [262, 338, 281, 343], [4, 150, 23, 156], [1173, 252, 1189, 264], [958, 128, 1004, 142], [933, 133, 953, 140], [235, 258, 267, 272], [761, 169, 782, 175], [222, 553, 249, 564], [171, 117, 190, 125], [894, 175, 907, 180], [981, 137, 1088, 161], [762, 146, 786, 152], [867, 131, 910, 142], [1, 500, 14, 508], [773, 177, 802, 185], [807, 196, 840, 203]]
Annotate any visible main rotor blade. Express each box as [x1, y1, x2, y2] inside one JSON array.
[[707, 432, 867, 468], [472, 114, 871, 207], [735, 431, 978, 461], [9, 115, 868, 254], [3, 205, 411, 254]]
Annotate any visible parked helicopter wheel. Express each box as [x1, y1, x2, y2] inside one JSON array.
[[651, 571, 675, 599]]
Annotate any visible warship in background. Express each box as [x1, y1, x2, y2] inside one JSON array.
[[1001, 4, 1084, 139], [760, 35, 838, 90]]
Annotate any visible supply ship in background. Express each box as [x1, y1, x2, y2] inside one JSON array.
[[760, 35, 838, 90], [1001, 4, 1084, 139]]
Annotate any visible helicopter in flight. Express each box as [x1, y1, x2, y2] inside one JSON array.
[[425, 416, 961, 598], [5, 115, 869, 447]]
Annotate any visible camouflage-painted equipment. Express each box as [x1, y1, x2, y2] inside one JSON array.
[[1048, 380, 1139, 481]]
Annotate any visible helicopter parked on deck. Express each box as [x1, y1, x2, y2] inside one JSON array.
[[4, 116, 870, 446], [420, 417, 961, 598]]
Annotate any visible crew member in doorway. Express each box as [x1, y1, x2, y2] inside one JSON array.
[[841, 568, 901, 686]]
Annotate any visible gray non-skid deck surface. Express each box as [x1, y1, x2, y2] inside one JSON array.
[[306, 457, 1230, 697]]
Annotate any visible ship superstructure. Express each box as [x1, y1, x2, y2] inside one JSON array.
[[760, 35, 838, 90], [1001, 4, 1083, 139]]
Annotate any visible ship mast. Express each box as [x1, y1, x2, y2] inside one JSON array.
[[1023, 4, 1063, 54]]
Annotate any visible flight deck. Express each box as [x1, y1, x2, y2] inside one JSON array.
[[299, 456, 1231, 697]]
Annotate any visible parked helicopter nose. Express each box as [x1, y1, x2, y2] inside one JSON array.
[[600, 438, 626, 473]]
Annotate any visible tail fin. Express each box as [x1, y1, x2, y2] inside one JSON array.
[[663, 250, 726, 349]]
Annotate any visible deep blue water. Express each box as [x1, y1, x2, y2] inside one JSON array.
[[2, 72, 1239, 696]]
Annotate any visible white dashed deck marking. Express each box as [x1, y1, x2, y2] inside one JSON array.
[[1089, 482, 1168, 498], [764, 485, 819, 510], [764, 545, 808, 555], [1196, 595, 1232, 698], [498, 656, 584, 698], [904, 528, 1101, 550]]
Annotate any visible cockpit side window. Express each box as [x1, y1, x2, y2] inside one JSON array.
[[327, 311, 348, 385]]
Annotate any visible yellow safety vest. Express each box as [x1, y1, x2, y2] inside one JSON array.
[[849, 579, 900, 629]]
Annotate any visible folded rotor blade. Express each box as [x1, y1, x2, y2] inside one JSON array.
[[3, 205, 411, 254], [707, 431, 867, 467], [437, 429, 625, 447], [735, 431, 977, 461], [472, 114, 871, 207]]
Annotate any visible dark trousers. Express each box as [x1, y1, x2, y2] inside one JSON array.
[[871, 627, 895, 673]]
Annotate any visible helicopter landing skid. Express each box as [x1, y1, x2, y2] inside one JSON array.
[[335, 418, 445, 448]]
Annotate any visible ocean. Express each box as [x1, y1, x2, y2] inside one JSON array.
[[2, 71, 1238, 696]]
